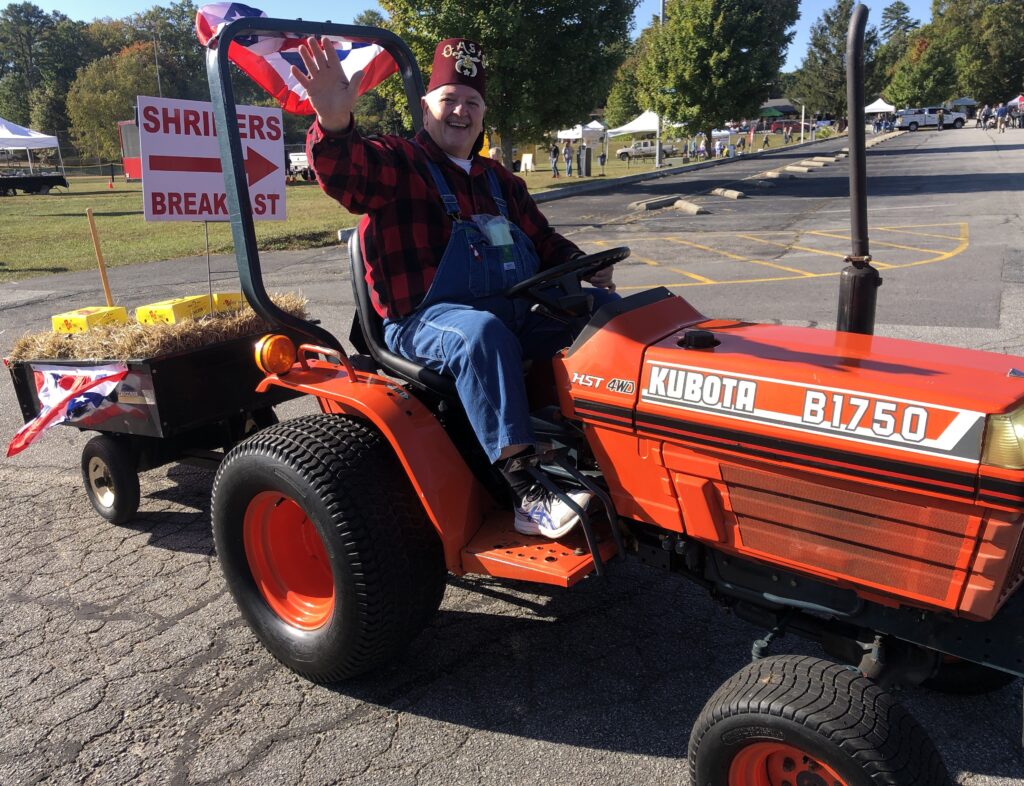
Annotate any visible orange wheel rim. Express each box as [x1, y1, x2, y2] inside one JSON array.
[[243, 491, 334, 629], [729, 741, 850, 786]]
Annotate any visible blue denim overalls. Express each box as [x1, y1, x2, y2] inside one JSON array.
[[383, 158, 616, 463]]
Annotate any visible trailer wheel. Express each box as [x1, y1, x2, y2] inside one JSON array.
[[923, 657, 1017, 695], [81, 435, 140, 524], [689, 655, 950, 786], [211, 414, 446, 683]]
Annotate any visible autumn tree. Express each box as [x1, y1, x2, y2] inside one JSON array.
[[636, 0, 798, 149], [379, 0, 636, 163], [67, 42, 160, 159]]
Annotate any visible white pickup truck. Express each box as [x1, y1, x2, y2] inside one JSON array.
[[615, 139, 680, 161], [287, 151, 312, 180], [895, 107, 966, 131]]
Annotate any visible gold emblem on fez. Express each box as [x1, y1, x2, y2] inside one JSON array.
[[443, 41, 480, 78]]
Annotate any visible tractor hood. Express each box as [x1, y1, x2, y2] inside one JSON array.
[[559, 291, 1024, 469], [638, 319, 1024, 466]]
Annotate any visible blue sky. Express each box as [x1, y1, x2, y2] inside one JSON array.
[[33, 0, 932, 72]]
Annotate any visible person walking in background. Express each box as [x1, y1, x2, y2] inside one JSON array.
[[996, 103, 1008, 133], [563, 140, 573, 176], [977, 104, 989, 128], [761, 131, 770, 150], [549, 142, 559, 178], [936, 107, 944, 131]]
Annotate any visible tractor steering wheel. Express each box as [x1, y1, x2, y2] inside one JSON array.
[[505, 247, 630, 299]]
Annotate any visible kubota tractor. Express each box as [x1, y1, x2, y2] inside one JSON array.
[[205, 16, 1024, 785]]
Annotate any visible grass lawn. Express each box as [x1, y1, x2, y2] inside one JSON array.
[[0, 176, 352, 283], [0, 132, 813, 283]]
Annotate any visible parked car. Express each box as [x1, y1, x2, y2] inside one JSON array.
[[615, 139, 680, 161], [895, 107, 966, 131], [769, 120, 811, 134]]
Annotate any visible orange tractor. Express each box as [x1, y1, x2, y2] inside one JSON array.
[[206, 14, 1023, 785]]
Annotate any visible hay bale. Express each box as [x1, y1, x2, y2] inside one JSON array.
[[8, 293, 308, 362]]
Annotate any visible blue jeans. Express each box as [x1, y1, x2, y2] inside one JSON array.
[[384, 289, 619, 462]]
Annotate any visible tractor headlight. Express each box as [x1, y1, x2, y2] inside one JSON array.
[[982, 407, 1024, 469], [255, 334, 296, 376]]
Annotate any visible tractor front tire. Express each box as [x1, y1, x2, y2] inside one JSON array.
[[211, 414, 446, 683], [81, 435, 140, 524], [688, 655, 950, 786]]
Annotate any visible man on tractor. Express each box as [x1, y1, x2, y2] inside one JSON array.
[[292, 35, 618, 539]]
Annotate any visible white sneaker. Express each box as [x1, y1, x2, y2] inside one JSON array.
[[513, 484, 593, 539]]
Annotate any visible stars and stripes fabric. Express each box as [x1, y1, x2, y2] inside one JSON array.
[[195, 3, 398, 115], [7, 363, 129, 457]]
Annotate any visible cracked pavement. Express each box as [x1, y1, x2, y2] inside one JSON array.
[[2, 129, 1023, 784]]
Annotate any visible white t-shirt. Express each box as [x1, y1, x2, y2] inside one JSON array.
[[447, 155, 472, 173]]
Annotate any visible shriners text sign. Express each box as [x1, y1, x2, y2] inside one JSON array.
[[138, 95, 285, 222]]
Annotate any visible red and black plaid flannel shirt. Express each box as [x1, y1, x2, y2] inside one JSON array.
[[307, 122, 582, 319]]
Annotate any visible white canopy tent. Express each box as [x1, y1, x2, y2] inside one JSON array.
[[606, 110, 660, 138], [557, 120, 606, 142], [864, 98, 895, 114], [0, 116, 65, 175], [1008, 94, 1024, 107]]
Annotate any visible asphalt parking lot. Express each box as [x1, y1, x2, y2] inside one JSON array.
[[2, 127, 1024, 785]]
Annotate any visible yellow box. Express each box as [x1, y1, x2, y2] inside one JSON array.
[[211, 292, 246, 313], [135, 295, 212, 325], [51, 306, 128, 334]]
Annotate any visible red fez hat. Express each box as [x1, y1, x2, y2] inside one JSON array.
[[426, 38, 485, 99]]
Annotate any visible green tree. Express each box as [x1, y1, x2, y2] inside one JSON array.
[[879, 0, 918, 40], [131, 1, 204, 101], [67, 42, 160, 159], [885, 28, 955, 107], [636, 0, 798, 149], [793, 0, 878, 119], [604, 22, 660, 128], [379, 0, 636, 163], [950, 1, 1024, 103], [0, 2, 54, 123]]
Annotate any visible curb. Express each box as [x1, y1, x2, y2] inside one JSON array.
[[534, 133, 848, 205]]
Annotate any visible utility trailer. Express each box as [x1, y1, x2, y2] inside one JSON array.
[[8, 332, 299, 523]]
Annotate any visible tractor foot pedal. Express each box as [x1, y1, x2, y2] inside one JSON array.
[[461, 510, 619, 587]]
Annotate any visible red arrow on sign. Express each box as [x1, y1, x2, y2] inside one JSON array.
[[148, 146, 278, 187]]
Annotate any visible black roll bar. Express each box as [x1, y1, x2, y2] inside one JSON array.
[[205, 19, 426, 349]]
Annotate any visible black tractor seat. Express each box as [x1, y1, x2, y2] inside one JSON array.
[[347, 218, 458, 398]]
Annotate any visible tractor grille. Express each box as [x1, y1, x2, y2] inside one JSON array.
[[722, 464, 974, 604], [1000, 538, 1024, 603]]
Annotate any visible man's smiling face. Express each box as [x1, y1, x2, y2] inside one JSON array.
[[421, 84, 485, 159]]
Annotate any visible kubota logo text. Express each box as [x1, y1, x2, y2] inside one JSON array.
[[644, 366, 756, 412]]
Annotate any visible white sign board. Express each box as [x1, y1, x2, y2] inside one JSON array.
[[138, 95, 285, 222]]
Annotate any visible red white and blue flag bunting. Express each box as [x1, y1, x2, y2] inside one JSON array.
[[195, 3, 398, 115], [7, 363, 129, 457]]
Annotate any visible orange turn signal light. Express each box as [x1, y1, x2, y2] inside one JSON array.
[[255, 334, 296, 375]]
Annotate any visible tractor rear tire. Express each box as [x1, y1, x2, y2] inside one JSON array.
[[211, 414, 446, 683], [922, 658, 1017, 695], [688, 655, 950, 786], [81, 434, 140, 524]]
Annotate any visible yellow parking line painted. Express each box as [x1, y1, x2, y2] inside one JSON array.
[[805, 230, 941, 255], [737, 234, 897, 269], [589, 239, 661, 266], [669, 267, 718, 283], [875, 226, 961, 241], [665, 236, 748, 260], [665, 236, 814, 276]]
